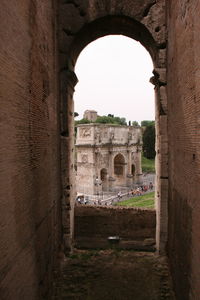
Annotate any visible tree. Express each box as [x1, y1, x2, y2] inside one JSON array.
[[132, 121, 139, 126], [74, 114, 127, 126], [95, 115, 127, 125], [118, 117, 127, 125], [141, 120, 155, 127], [142, 124, 156, 159], [95, 116, 115, 124], [75, 118, 91, 126], [74, 112, 79, 118]]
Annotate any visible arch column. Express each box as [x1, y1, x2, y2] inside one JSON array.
[[126, 149, 133, 187], [60, 69, 78, 253], [135, 147, 143, 185], [151, 67, 168, 254], [108, 150, 115, 191]]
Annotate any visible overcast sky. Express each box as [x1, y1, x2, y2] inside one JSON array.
[[74, 35, 155, 124]]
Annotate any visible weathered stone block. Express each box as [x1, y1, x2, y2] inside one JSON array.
[[160, 86, 168, 114], [159, 115, 168, 137]]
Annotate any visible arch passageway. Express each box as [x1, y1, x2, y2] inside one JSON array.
[[59, 1, 168, 254]]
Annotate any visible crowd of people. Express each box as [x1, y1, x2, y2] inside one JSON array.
[[128, 182, 154, 197], [76, 182, 154, 205]]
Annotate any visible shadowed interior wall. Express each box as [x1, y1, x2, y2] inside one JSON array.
[[0, 1, 61, 299], [167, 1, 200, 299]]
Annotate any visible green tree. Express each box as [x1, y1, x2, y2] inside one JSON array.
[[141, 120, 155, 127], [95, 116, 115, 124], [74, 112, 79, 118], [118, 117, 127, 125], [74, 114, 127, 126], [95, 115, 127, 125], [143, 124, 156, 159], [75, 118, 91, 125], [132, 121, 139, 126]]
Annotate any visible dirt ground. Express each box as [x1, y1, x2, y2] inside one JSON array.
[[53, 249, 175, 300]]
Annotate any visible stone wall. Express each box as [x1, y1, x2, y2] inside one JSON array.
[[74, 206, 156, 250], [0, 1, 61, 299], [167, 1, 200, 299]]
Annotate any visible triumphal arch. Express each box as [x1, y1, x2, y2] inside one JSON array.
[[76, 124, 142, 195]]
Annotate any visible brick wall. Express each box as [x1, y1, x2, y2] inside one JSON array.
[[0, 1, 61, 299], [167, 1, 200, 299], [75, 206, 156, 250]]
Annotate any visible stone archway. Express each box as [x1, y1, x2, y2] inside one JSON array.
[[58, 1, 168, 253], [114, 153, 126, 186]]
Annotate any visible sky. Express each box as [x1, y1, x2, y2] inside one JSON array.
[[74, 35, 155, 125]]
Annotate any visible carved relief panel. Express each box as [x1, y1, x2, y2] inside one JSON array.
[[79, 127, 91, 138], [81, 154, 88, 163]]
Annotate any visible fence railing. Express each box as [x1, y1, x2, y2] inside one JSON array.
[[76, 186, 154, 206]]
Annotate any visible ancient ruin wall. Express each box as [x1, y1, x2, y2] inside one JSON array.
[[167, 1, 200, 299], [0, 1, 61, 299], [75, 206, 156, 250]]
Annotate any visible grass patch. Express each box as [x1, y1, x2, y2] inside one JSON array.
[[115, 192, 155, 209], [142, 155, 155, 173]]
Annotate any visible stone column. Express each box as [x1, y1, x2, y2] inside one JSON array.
[[151, 67, 168, 254], [108, 150, 115, 191], [60, 69, 78, 253], [135, 147, 143, 185], [126, 149, 133, 187], [94, 148, 99, 194]]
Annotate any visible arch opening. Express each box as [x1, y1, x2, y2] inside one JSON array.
[[74, 35, 154, 126], [68, 15, 160, 70], [114, 154, 126, 177], [59, 13, 168, 253], [73, 34, 156, 243]]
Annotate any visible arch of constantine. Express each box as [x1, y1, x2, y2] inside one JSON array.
[[76, 123, 143, 195]]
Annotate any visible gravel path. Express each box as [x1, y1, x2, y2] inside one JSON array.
[[53, 249, 175, 300]]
